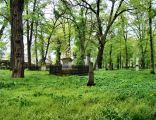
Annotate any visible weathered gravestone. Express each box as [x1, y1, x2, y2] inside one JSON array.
[[136, 57, 139, 71], [87, 62, 95, 86]]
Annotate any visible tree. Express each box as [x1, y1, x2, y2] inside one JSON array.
[[10, 0, 25, 77], [121, 15, 129, 69], [26, 0, 37, 69], [70, 0, 129, 69], [130, 10, 148, 69], [0, 20, 8, 41], [149, 0, 155, 74], [58, 1, 88, 65]]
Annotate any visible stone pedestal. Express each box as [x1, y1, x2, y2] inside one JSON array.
[[61, 57, 73, 70], [41, 65, 46, 71]]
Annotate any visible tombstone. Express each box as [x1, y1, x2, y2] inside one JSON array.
[[41, 65, 46, 71], [87, 62, 95, 86], [49, 55, 89, 75], [61, 57, 73, 70], [85, 54, 91, 65], [136, 57, 139, 71]]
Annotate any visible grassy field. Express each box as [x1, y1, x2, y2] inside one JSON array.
[[0, 69, 156, 120]]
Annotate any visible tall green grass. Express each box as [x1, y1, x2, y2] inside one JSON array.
[[0, 69, 156, 120]]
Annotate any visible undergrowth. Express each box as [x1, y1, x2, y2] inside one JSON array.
[[0, 69, 156, 120]]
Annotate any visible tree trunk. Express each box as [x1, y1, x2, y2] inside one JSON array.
[[117, 54, 120, 69], [26, 3, 30, 69], [87, 62, 95, 86], [26, 3, 30, 67], [43, 32, 53, 63], [10, 0, 24, 78], [136, 57, 139, 71], [68, 20, 71, 55], [27, 42, 31, 68], [140, 55, 145, 69], [41, 35, 45, 65], [109, 44, 113, 70], [27, 0, 37, 69], [121, 15, 128, 69], [56, 41, 61, 65], [76, 8, 86, 65], [139, 43, 146, 69], [140, 44, 146, 69], [74, 0, 125, 69], [95, 42, 104, 69], [80, 9, 86, 65], [56, 50, 61, 65], [79, 34, 85, 65], [35, 21, 38, 66], [149, 0, 155, 74], [10, 35, 14, 70], [0, 21, 8, 40], [125, 39, 128, 69]]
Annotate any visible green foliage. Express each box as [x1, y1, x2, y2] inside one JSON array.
[[73, 52, 84, 65], [0, 70, 156, 119], [0, 41, 7, 59]]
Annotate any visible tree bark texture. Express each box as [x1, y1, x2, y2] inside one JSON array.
[[149, 0, 155, 74], [87, 62, 95, 86], [10, 0, 24, 78]]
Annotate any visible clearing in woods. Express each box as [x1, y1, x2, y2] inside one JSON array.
[[0, 70, 156, 120]]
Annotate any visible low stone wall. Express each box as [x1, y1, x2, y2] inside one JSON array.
[[49, 65, 89, 75]]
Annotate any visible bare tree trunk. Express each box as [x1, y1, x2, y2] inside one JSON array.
[[10, 0, 24, 78], [149, 0, 155, 74]]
